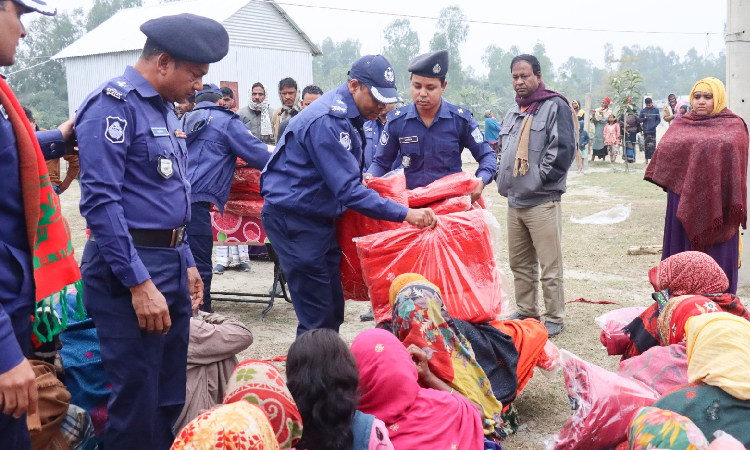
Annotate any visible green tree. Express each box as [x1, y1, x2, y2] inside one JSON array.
[[429, 5, 469, 90], [3, 9, 86, 128], [87, 0, 143, 31], [312, 37, 362, 91], [481, 44, 521, 114], [382, 19, 420, 97]]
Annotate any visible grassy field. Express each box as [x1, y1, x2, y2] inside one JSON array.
[[57, 157, 749, 449]]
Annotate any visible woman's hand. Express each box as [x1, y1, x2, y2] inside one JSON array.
[[407, 344, 431, 381]]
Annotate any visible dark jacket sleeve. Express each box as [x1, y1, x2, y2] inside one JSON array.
[[541, 97, 577, 183]]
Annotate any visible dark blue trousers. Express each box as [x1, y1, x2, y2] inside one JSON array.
[[80, 241, 191, 450], [188, 202, 213, 312], [0, 328, 31, 450], [261, 203, 344, 335]]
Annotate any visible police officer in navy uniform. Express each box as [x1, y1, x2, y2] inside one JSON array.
[[0, 1, 78, 448], [366, 50, 496, 199], [261, 55, 437, 335], [75, 14, 228, 450], [183, 83, 271, 312], [362, 101, 397, 169]]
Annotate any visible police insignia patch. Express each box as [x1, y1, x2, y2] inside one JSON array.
[[105, 116, 127, 144], [433, 63, 441, 74], [117, 81, 128, 88], [106, 88, 123, 100], [380, 131, 389, 146], [471, 127, 483, 144], [384, 67, 395, 83], [339, 132, 352, 151]]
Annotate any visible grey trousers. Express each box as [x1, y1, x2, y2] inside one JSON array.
[[507, 201, 565, 323]]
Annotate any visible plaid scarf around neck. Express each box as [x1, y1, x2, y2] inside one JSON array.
[[0, 77, 83, 342], [513, 82, 568, 177], [246, 99, 273, 138]]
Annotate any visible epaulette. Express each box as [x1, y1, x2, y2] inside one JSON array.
[[448, 103, 474, 121], [103, 78, 134, 102], [386, 106, 408, 121], [328, 97, 348, 118]]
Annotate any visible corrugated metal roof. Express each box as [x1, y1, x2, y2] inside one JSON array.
[[53, 0, 321, 60]]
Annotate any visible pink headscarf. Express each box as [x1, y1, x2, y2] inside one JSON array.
[[352, 329, 484, 450]]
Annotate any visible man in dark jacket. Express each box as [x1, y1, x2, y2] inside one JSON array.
[[496, 54, 576, 337], [639, 97, 661, 162]]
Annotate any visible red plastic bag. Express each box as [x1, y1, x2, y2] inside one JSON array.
[[550, 350, 658, 450], [426, 195, 472, 215], [595, 307, 647, 356], [356, 209, 509, 323], [407, 172, 480, 207], [617, 344, 688, 396], [337, 170, 408, 301], [225, 199, 264, 218], [234, 167, 262, 185]]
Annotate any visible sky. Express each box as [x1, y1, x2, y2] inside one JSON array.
[[52, 0, 728, 76]]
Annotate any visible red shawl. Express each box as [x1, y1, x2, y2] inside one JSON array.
[[0, 77, 83, 341], [644, 109, 749, 251]]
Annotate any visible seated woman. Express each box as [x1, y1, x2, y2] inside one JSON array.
[[352, 328, 484, 449], [620, 251, 750, 359], [174, 311, 254, 432], [624, 407, 709, 450], [223, 360, 303, 449], [388, 274, 507, 438], [645, 77, 748, 294], [653, 313, 750, 446], [171, 402, 279, 450], [286, 329, 394, 450]]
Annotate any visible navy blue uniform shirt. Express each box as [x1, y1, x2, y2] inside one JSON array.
[[363, 118, 385, 170], [76, 66, 195, 289], [0, 103, 66, 374], [367, 99, 497, 190], [183, 101, 271, 211], [261, 83, 408, 222]]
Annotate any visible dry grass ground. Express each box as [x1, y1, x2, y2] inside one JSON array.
[[58, 155, 750, 449]]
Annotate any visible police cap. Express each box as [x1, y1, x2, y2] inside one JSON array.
[[408, 50, 449, 79], [10, 0, 56, 15], [140, 14, 229, 64], [348, 55, 402, 104], [195, 83, 222, 103]]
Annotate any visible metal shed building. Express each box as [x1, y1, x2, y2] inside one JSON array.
[[53, 0, 321, 117]]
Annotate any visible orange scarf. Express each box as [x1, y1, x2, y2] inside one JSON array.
[[0, 77, 83, 342]]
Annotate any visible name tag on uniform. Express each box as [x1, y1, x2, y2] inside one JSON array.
[[150, 127, 170, 137], [158, 156, 174, 179], [399, 136, 419, 144]]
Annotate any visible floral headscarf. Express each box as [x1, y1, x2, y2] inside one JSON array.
[[171, 402, 280, 450], [391, 279, 504, 435], [657, 296, 720, 345], [627, 407, 708, 450], [224, 360, 303, 449]]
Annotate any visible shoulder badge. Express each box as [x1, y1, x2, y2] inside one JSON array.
[[471, 127, 484, 144], [339, 132, 352, 151], [106, 88, 123, 100], [380, 131, 389, 146], [105, 116, 127, 144]]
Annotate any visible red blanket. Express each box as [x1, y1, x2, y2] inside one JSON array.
[[357, 209, 506, 323], [337, 172, 408, 301], [407, 171, 480, 207]]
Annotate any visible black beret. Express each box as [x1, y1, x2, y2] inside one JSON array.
[[408, 50, 449, 78], [140, 13, 229, 64]]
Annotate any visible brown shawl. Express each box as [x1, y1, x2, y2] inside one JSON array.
[[644, 109, 749, 251], [27, 361, 70, 450]]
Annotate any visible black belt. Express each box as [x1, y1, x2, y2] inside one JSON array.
[[89, 226, 187, 248]]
